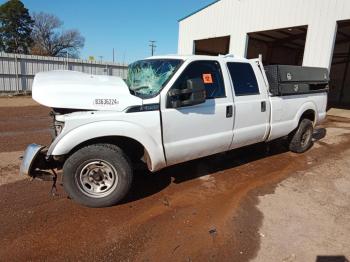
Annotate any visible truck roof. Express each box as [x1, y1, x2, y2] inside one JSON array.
[[145, 54, 251, 63]]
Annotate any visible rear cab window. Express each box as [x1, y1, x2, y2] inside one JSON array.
[[227, 62, 259, 96]]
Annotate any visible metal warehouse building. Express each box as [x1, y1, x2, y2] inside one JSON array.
[[178, 0, 350, 107]]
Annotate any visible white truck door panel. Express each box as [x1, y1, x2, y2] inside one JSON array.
[[227, 62, 270, 149], [161, 60, 234, 166], [162, 99, 233, 165]]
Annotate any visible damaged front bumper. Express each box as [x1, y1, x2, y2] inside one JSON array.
[[20, 144, 57, 179]]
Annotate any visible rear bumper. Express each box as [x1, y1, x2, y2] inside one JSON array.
[[317, 112, 327, 125], [19, 144, 46, 177]]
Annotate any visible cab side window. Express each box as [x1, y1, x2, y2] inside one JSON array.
[[172, 60, 225, 99], [227, 62, 259, 96]]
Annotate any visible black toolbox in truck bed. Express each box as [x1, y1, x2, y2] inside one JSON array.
[[264, 65, 329, 96]]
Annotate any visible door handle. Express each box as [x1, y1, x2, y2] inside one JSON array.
[[226, 105, 233, 118], [261, 101, 266, 112]]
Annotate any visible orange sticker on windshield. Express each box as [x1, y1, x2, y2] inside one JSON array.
[[202, 74, 213, 84]]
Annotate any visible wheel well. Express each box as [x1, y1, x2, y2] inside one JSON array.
[[300, 109, 316, 125], [68, 136, 146, 166]]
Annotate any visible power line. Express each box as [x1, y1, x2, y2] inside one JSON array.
[[149, 40, 156, 56]]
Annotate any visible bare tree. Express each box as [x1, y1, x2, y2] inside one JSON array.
[[31, 12, 84, 58]]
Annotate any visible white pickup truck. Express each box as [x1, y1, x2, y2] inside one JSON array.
[[20, 55, 329, 207]]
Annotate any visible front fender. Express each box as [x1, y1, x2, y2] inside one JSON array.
[[48, 121, 166, 171]]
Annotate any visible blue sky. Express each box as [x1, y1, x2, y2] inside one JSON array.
[[3, 0, 214, 63]]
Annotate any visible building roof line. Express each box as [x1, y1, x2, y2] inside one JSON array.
[[178, 0, 221, 22]]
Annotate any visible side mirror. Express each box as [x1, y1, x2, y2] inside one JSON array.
[[168, 78, 206, 108]]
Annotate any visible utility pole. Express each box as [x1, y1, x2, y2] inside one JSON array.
[[149, 40, 156, 56], [99, 56, 103, 62], [122, 51, 126, 65], [112, 48, 115, 63]]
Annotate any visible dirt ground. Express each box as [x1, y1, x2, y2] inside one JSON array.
[[0, 97, 349, 262]]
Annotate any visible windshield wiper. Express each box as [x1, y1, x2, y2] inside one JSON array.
[[132, 85, 149, 91]]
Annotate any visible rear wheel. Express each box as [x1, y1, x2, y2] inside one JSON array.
[[288, 119, 314, 153], [63, 144, 132, 207]]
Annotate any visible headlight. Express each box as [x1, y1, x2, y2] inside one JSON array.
[[54, 121, 65, 136], [51, 113, 65, 138]]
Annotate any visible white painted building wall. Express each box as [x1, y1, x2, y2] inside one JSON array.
[[178, 0, 350, 69]]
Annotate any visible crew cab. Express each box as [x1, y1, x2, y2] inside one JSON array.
[[20, 55, 329, 207]]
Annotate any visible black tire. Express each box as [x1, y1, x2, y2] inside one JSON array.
[[288, 119, 314, 153], [63, 144, 132, 208]]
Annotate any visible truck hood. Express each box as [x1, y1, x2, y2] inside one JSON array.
[[32, 70, 142, 111]]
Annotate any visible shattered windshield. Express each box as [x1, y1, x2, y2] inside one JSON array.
[[126, 59, 182, 98]]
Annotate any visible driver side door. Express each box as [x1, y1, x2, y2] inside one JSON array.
[[160, 60, 234, 166]]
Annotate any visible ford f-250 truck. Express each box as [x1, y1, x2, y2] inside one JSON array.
[[20, 55, 329, 207]]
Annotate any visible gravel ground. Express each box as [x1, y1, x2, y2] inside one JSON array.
[[0, 97, 349, 261]]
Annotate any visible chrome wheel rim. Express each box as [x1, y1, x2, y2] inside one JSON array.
[[77, 160, 118, 198], [301, 128, 312, 148]]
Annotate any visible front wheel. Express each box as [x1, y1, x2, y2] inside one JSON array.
[[63, 144, 132, 208], [288, 119, 314, 153]]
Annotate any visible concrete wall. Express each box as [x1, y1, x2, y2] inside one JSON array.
[[0, 52, 128, 92], [178, 0, 350, 69]]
